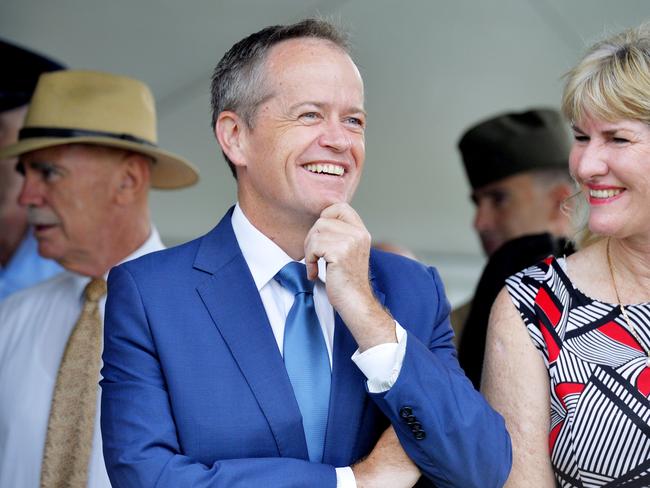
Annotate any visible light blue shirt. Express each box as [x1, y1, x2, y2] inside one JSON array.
[[0, 230, 62, 301]]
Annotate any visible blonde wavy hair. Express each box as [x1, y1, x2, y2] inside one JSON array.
[[561, 22, 650, 248]]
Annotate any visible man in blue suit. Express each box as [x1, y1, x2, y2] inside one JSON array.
[[101, 19, 512, 487]]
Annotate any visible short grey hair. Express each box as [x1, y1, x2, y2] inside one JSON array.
[[210, 19, 351, 177]]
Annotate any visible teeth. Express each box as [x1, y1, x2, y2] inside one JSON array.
[[590, 188, 623, 199], [304, 163, 344, 176]]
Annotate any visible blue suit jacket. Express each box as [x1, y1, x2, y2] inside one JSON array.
[[101, 209, 511, 487]]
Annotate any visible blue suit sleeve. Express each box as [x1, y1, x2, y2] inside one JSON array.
[[100, 265, 336, 488], [369, 267, 512, 488]]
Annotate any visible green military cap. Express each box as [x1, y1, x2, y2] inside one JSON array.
[[458, 108, 570, 190]]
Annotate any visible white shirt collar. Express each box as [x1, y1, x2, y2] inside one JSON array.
[[231, 203, 326, 291]]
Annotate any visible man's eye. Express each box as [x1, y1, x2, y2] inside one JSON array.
[[41, 167, 56, 179], [491, 192, 507, 207], [345, 117, 365, 128], [300, 112, 320, 121], [29, 162, 61, 181]]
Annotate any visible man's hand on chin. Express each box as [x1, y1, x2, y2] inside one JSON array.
[[352, 427, 421, 488], [304, 203, 396, 352]]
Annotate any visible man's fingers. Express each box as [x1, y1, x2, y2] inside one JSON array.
[[305, 216, 370, 254], [304, 234, 349, 280], [319, 202, 364, 226], [305, 254, 319, 280], [305, 232, 359, 267], [303, 210, 370, 282], [308, 216, 356, 235]]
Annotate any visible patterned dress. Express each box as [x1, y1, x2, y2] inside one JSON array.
[[506, 256, 650, 487]]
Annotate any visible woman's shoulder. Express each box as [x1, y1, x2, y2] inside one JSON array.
[[506, 254, 566, 290], [502, 253, 577, 320]]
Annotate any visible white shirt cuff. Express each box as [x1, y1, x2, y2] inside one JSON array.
[[336, 466, 357, 488], [351, 321, 407, 393]]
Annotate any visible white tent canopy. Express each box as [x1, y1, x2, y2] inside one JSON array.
[[3, 0, 648, 303]]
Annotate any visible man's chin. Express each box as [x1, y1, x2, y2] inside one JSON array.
[[35, 241, 63, 262], [480, 238, 502, 257], [313, 195, 352, 213]]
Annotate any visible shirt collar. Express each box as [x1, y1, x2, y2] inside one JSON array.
[[231, 203, 326, 291]]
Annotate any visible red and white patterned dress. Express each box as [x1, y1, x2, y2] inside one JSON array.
[[506, 256, 650, 487]]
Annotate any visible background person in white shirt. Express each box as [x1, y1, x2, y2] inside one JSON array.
[[0, 70, 198, 488]]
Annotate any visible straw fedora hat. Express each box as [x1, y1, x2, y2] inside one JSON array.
[[0, 70, 199, 189]]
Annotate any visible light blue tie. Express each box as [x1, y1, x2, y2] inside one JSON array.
[[275, 262, 331, 462]]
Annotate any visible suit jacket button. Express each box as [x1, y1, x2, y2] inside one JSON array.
[[399, 406, 413, 419], [414, 431, 426, 440], [410, 422, 422, 432], [405, 415, 417, 425]]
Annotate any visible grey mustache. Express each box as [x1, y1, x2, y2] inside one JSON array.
[[27, 207, 60, 226]]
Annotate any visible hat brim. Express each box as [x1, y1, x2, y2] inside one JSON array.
[[0, 136, 199, 189]]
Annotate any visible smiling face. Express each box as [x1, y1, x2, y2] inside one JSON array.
[[570, 115, 650, 239], [233, 38, 366, 231]]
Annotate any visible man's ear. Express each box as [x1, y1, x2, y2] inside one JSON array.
[[215, 111, 249, 169], [546, 182, 574, 234], [115, 152, 151, 205], [550, 183, 573, 215]]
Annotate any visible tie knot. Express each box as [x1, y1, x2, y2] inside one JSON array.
[[84, 278, 107, 303], [274, 262, 314, 295]]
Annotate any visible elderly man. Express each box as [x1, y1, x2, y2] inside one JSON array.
[[0, 70, 198, 488], [0, 39, 64, 300], [454, 108, 574, 388], [101, 19, 511, 488]]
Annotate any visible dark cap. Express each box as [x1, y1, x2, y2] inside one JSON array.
[[458, 108, 570, 190], [0, 38, 65, 112]]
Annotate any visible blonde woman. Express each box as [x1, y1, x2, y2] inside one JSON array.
[[483, 23, 650, 487]]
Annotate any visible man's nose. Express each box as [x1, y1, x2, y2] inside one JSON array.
[[18, 171, 44, 207], [473, 201, 494, 232], [318, 119, 352, 153]]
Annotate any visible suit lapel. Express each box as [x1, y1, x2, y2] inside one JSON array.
[[323, 269, 386, 464], [194, 210, 308, 460]]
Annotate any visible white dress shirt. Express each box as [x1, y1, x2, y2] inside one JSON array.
[[0, 228, 164, 488], [231, 204, 407, 488]]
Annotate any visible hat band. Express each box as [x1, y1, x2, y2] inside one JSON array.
[[19, 127, 156, 147]]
